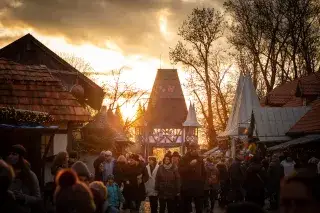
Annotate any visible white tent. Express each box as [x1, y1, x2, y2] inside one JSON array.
[[219, 73, 260, 137]]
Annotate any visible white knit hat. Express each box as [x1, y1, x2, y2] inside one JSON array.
[[105, 150, 112, 157]]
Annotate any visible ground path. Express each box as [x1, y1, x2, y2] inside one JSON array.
[[120, 200, 278, 213]]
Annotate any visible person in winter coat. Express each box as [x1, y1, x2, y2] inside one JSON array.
[[144, 156, 159, 213], [114, 155, 127, 186], [0, 160, 24, 213], [244, 156, 267, 207], [122, 154, 146, 213], [89, 181, 108, 213], [103, 151, 115, 183], [94, 152, 106, 182], [216, 159, 229, 207], [72, 161, 92, 185], [204, 157, 220, 212], [267, 154, 284, 210], [179, 142, 206, 213], [46, 151, 69, 211], [54, 169, 96, 213], [155, 153, 180, 213], [51, 152, 69, 178], [7, 144, 42, 213], [171, 151, 182, 213], [106, 174, 124, 212], [229, 156, 245, 203]]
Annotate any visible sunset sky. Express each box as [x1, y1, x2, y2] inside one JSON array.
[[0, 0, 223, 118]]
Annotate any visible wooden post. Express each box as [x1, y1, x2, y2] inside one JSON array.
[[41, 134, 54, 189], [182, 127, 186, 155]]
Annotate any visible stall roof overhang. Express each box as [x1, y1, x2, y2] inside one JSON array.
[[267, 134, 320, 152], [253, 107, 310, 142], [0, 124, 59, 133]]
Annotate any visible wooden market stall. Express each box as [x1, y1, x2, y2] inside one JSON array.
[[0, 108, 58, 188]]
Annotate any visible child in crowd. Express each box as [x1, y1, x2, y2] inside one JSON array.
[[106, 174, 124, 213]]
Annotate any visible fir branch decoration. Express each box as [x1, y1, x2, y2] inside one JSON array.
[[0, 107, 53, 126]]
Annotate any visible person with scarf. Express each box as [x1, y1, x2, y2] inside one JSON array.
[[155, 153, 180, 213], [144, 156, 159, 213], [7, 144, 42, 213]]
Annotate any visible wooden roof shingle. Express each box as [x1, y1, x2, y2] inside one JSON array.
[[287, 99, 320, 135], [0, 34, 105, 110], [0, 58, 91, 122], [265, 72, 320, 107], [145, 69, 187, 128]]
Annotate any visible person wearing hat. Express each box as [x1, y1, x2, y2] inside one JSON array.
[[123, 154, 146, 213], [179, 142, 206, 213], [155, 153, 180, 213], [89, 181, 108, 213], [144, 156, 159, 213], [54, 169, 96, 213], [72, 161, 92, 185], [7, 144, 41, 213]]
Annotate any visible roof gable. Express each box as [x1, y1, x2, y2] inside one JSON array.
[[145, 69, 187, 128], [0, 58, 91, 122], [265, 72, 320, 106], [0, 34, 104, 110], [288, 99, 320, 135]]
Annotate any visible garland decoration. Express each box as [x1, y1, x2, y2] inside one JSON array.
[[0, 107, 53, 126]]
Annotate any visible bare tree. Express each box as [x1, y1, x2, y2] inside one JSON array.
[[225, 0, 320, 94], [102, 68, 149, 137], [58, 52, 95, 75], [170, 8, 226, 148]]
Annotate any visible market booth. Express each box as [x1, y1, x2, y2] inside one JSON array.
[[0, 108, 58, 188]]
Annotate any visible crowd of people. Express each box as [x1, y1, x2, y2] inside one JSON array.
[[0, 142, 320, 213]]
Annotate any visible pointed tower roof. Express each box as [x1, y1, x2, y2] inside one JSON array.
[[219, 74, 260, 137], [145, 69, 188, 128], [183, 102, 201, 127]]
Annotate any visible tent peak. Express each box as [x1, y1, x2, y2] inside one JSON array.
[[183, 103, 201, 127]]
